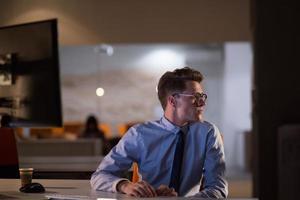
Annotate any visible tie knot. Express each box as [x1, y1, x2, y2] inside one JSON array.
[[179, 124, 189, 135]]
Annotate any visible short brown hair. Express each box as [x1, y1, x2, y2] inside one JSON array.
[[157, 67, 204, 110]]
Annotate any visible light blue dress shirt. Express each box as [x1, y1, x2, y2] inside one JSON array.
[[90, 117, 228, 198]]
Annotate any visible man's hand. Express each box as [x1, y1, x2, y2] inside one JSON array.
[[156, 185, 178, 196], [117, 180, 157, 197]]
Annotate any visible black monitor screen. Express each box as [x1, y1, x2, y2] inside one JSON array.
[[0, 19, 62, 127]]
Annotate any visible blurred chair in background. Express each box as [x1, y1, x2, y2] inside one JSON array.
[[0, 128, 19, 178], [99, 123, 112, 139]]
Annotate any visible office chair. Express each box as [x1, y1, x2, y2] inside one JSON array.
[[0, 128, 20, 178], [132, 162, 139, 183]]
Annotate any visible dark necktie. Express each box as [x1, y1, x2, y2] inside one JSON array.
[[169, 129, 185, 193]]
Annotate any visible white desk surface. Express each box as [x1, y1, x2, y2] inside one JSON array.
[[0, 179, 123, 199], [0, 179, 257, 200]]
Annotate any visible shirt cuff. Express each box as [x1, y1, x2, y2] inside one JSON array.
[[113, 178, 130, 193]]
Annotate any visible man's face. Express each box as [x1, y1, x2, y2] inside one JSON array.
[[173, 80, 206, 123]]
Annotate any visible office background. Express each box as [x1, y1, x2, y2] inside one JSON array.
[[1, 1, 299, 200]]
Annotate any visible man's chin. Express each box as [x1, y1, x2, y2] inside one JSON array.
[[197, 115, 204, 122], [189, 114, 204, 123]]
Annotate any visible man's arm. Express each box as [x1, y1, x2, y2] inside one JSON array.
[[195, 124, 228, 198], [90, 127, 157, 197], [90, 129, 140, 192]]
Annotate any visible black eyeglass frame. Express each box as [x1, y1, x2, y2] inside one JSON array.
[[172, 92, 208, 102]]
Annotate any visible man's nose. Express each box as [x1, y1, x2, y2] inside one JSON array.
[[195, 98, 206, 107]]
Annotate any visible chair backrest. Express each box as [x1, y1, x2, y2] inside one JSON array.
[[99, 123, 112, 139], [132, 162, 139, 183], [0, 128, 19, 178]]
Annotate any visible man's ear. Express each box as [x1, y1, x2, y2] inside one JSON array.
[[168, 95, 176, 108]]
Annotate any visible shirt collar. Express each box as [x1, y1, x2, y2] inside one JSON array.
[[160, 116, 180, 133], [160, 116, 190, 134]]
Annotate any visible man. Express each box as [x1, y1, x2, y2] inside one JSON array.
[[91, 67, 228, 198]]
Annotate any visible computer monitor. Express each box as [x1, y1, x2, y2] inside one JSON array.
[[0, 19, 62, 127]]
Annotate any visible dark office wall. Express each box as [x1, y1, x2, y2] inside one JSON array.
[[253, 1, 300, 200], [0, 0, 250, 44]]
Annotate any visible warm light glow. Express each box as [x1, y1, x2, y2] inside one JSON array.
[[96, 87, 105, 97], [136, 49, 185, 74], [94, 44, 114, 56]]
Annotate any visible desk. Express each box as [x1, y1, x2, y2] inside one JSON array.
[[19, 156, 103, 179], [0, 179, 123, 200], [0, 179, 257, 200], [18, 156, 132, 180], [19, 156, 103, 172], [17, 139, 103, 157]]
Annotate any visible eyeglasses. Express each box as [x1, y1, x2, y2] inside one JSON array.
[[173, 92, 208, 102]]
